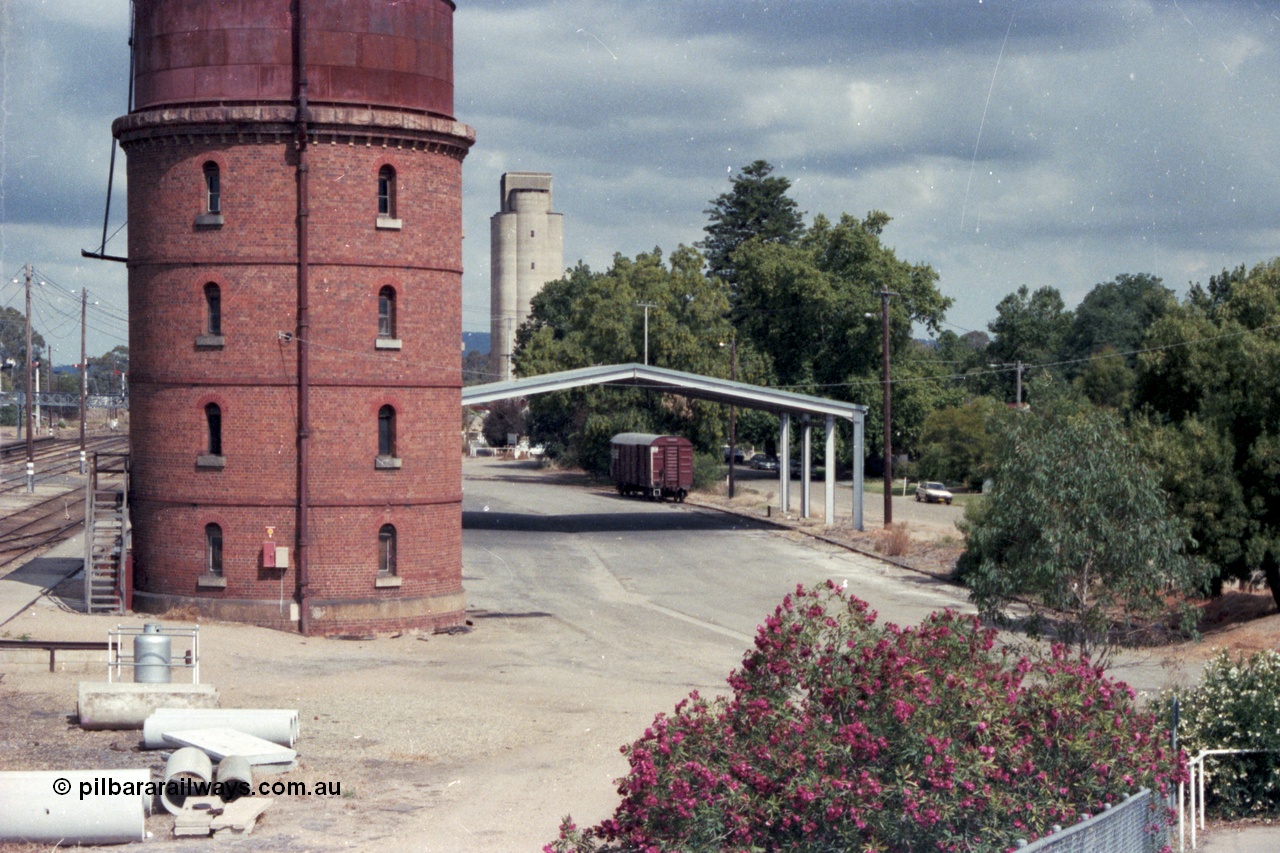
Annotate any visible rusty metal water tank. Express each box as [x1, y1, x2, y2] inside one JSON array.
[[131, 0, 456, 116]]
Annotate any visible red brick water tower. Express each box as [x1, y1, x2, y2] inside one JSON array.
[[115, 0, 473, 634]]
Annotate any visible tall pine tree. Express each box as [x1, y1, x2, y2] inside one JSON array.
[[700, 160, 804, 291]]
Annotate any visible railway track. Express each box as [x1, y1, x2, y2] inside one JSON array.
[[0, 435, 128, 495], [0, 434, 129, 573], [0, 491, 85, 571]]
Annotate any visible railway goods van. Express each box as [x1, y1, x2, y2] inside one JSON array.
[[610, 433, 693, 502]]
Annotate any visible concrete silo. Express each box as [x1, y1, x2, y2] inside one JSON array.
[[489, 173, 563, 380], [115, 0, 474, 635]]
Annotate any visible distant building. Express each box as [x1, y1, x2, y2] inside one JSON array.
[[490, 173, 563, 381]]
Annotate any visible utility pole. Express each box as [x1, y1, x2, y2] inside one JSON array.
[[988, 360, 1025, 407], [47, 345, 54, 433], [636, 302, 656, 366], [880, 287, 896, 528], [79, 289, 88, 473], [24, 264, 34, 493]]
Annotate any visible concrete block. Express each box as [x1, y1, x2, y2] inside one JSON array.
[[78, 682, 220, 730], [211, 797, 272, 836], [162, 728, 296, 765], [0, 648, 108, 673]]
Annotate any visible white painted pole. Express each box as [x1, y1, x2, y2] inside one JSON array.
[[801, 416, 812, 518], [779, 414, 791, 512], [824, 414, 835, 525]]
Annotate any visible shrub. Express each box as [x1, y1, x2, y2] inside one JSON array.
[[961, 402, 1208, 659], [1158, 649, 1280, 819], [878, 522, 912, 557], [546, 582, 1184, 853], [691, 451, 721, 491]]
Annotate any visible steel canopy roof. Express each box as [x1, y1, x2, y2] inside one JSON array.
[[461, 363, 865, 421]]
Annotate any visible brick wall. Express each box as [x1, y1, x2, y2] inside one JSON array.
[[126, 123, 469, 634]]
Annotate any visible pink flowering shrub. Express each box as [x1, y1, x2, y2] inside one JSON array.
[[547, 582, 1184, 853]]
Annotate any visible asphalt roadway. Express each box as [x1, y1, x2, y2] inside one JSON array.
[[428, 460, 980, 849], [453, 460, 1259, 853]]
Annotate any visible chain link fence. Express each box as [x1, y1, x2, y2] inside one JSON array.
[[1017, 790, 1170, 853]]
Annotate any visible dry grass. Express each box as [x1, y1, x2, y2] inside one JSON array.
[[158, 605, 202, 622], [872, 522, 912, 557]]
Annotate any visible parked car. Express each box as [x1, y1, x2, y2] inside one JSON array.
[[749, 454, 778, 471], [915, 481, 954, 504]]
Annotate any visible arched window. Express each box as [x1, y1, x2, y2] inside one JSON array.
[[205, 523, 223, 577], [378, 524, 396, 577], [377, 165, 395, 218], [205, 403, 222, 456], [203, 162, 221, 214], [378, 405, 395, 457], [378, 286, 395, 338], [204, 283, 222, 336]]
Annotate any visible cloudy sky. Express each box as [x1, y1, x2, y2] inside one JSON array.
[[3, 0, 1279, 362]]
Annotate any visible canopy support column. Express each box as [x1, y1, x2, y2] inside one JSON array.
[[801, 416, 812, 518], [853, 415, 864, 530], [779, 413, 791, 513], [825, 414, 835, 526]]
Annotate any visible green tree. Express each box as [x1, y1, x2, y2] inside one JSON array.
[[462, 349, 491, 386], [1135, 258, 1280, 605], [732, 211, 952, 460], [700, 160, 805, 289], [0, 305, 47, 393], [86, 345, 128, 396], [917, 396, 1002, 488], [1073, 346, 1135, 410], [1062, 273, 1175, 370], [986, 285, 1071, 404], [514, 247, 734, 473], [481, 398, 526, 447], [960, 402, 1208, 659]]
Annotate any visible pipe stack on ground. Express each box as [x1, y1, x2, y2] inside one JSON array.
[[161, 747, 214, 815], [215, 755, 252, 802], [0, 769, 151, 844], [143, 708, 299, 749]]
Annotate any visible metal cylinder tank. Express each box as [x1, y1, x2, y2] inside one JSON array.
[[133, 623, 172, 684], [117, 0, 473, 635]]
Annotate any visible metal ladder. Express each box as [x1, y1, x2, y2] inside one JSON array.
[[84, 452, 130, 614]]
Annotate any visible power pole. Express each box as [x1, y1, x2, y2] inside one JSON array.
[[988, 360, 1026, 407], [80, 289, 88, 473], [24, 264, 34, 493], [47, 345, 54, 432], [880, 287, 895, 528], [636, 302, 657, 366]]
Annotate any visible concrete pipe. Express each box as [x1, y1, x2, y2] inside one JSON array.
[[143, 708, 299, 749], [215, 755, 252, 802], [161, 746, 213, 815], [0, 769, 150, 844]]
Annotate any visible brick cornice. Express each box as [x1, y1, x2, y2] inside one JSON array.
[[113, 104, 475, 160]]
